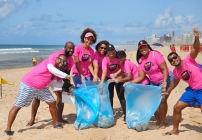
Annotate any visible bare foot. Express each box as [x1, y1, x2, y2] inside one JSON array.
[[156, 121, 160, 126], [162, 130, 179, 136], [26, 121, 35, 126], [158, 123, 166, 129]]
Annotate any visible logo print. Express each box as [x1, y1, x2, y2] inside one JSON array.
[[181, 70, 191, 81], [82, 54, 90, 61], [144, 62, 152, 71], [108, 64, 118, 71]]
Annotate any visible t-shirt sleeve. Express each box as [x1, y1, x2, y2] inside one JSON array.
[[73, 46, 80, 57], [90, 49, 95, 60], [173, 69, 180, 79], [102, 58, 108, 70], [124, 61, 132, 74], [93, 53, 99, 64], [154, 51, 165, 65], [184, 54, 196, 63], [138, 64, 143, 71]]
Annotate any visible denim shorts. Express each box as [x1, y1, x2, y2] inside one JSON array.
[[150, 72, 174, 90], [73, 75, 91, 88]]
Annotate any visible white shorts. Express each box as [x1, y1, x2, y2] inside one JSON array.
[[49, 79, 63, 91]]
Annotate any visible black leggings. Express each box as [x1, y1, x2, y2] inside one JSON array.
[[108, 80, 126, 115]]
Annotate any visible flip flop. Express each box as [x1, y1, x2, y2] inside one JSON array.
[[26, 122, 35, 126]]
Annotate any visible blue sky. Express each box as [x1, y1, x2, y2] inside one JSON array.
[[0, 0, 202, 45]]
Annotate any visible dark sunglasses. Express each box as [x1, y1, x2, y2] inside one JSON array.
[[58, 57, 67, 66], [168, 55, 178, 63], [100, 47, 106, 50]]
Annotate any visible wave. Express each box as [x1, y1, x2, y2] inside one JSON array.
[[0, 47, 40, 54]]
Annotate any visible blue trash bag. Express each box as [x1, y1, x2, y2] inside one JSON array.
[[125, 84, 162, 132], [73, 81, 114, 130], [73, 81, 100, 130], [93, 82, 114, 128]]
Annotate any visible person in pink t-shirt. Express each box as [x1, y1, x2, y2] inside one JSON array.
[[163, 27, 202, 136], [4, 54, 73, 136], [72, 28, 97, 88], [26, 42, 75, 126], [112, 50, 149, 85], [100, 44, 126, 120], [136, 40, 174, 129], [93, 40, 109, 81]]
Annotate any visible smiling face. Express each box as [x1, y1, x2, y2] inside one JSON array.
[[56, 55, 67, 69], [84, 36, 94, 47], [64, 42, 75, 56], [117, 56, 125, 64], [98, 44, 107, 55], [139, 46, 150, 56], [168, 54, 181, 67], [107, 49, 115, 58]]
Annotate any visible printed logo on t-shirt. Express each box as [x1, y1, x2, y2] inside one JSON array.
[[181, 70, 191, 81], [82, 54, 90, 61], [144, 62, 153, 71], [108, 64, 118, 71]]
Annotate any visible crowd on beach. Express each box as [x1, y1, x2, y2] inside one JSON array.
[[4, 27, 202, 137]]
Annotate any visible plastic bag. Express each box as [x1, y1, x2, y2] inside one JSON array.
[[73, 81, 114, 130], [125, 84, 162, 131]]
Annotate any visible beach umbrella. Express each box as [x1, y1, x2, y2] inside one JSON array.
[[0, 77, 14, 97], [152, 43, 164, 47]]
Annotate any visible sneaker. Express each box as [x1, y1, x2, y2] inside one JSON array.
[[53, 124, 63, 129], [4, 130, 13, 136]]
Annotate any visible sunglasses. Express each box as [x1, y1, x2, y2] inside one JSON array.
[[58, 57, 67, 66], [168, 55, 178, 63], [100, 47, 106, 50]]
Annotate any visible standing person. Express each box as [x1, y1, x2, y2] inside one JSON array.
[[27, 42, 75, 126], [136, 40, 174, 129], [93, 40, 109, 82], [72, 28, 97, 88], [112, 50, 150, 85], [32, 56, 38, 66], [4, 54, 73, 136], [100, 44, 126, 120], [163, 28, 201, 136]]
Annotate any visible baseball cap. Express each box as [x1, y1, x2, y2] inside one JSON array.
[[138, 40, 149, 48], [106, 44, 115, 51], [85, 32, 95, 39]]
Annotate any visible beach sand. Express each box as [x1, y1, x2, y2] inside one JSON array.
[[0, 46, 202, 140]]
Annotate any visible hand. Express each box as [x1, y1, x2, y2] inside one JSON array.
[[65, 74, 75, 80], [110, 73, 117, 79], [161, 92, 169, 96], [107, 79, 115, 83], [193, 27, 200, 37], [81, 75, 85, 83], [93, 76, 98, 83]]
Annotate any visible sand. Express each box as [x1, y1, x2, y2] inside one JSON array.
[[0, 46, 202, 140]]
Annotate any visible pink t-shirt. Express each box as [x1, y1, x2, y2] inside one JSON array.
[[138, 51, 169, 84], [72, 44, 95, 77], [102, 57, 120, 78], [22, 50, 74, 89], [93, 52, 105, 79], [173, 54, 202, 89], [121, 59, 149, 84]]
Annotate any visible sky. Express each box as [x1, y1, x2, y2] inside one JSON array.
[[0, 0, 202, 45]]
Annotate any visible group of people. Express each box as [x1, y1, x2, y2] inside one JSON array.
[[4, 27, 202, 137]]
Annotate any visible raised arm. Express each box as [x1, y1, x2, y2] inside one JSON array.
[[190, 27, 200, 59]]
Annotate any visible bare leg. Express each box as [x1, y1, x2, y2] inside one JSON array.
[[46, 101, 59, 126], [5, 106, 21, 131], [158, 100, 168, 129], [54, 90, 68, 123], [163, 101, 189, 135], [27, 98, 40, 126], [154, 109, 161, 125]]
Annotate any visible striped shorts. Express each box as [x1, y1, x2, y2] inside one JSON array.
[[14, 82, 55, 108]]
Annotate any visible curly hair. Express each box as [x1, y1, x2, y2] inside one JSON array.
[[80, 28, 98, 44]]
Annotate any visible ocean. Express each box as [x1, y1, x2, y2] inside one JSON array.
[[0, 44, 138, 70]]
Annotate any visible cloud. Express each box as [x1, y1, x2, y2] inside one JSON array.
[[0, 0, 24, 20], [55, 19, 74, 23], [125, 22, 141, 27], [29, 15, 52, 27]]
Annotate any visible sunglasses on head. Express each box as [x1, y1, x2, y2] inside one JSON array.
[[58, 57, 67, 66], [168, 55, 178, 63]]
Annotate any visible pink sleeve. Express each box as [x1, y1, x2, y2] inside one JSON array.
[[102, 58, 108, 70], [184, 54, 195, 63], [124, 61, 132, 73], [154, 51, 165, 65], [93, 53, 99, 64], [90, 49, 95, 60], [138, 64, 143, 70], [173, 69, 180, 79]]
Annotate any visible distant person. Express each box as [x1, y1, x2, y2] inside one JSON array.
[[170, 45, 176, 53], [163, 27, 201, 136], [72, 28, 97, 88], [136, 40, 174, 129], [27, 42, 75, 126], [32, 56, 37, 66], [4, 54, 74, 136]]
